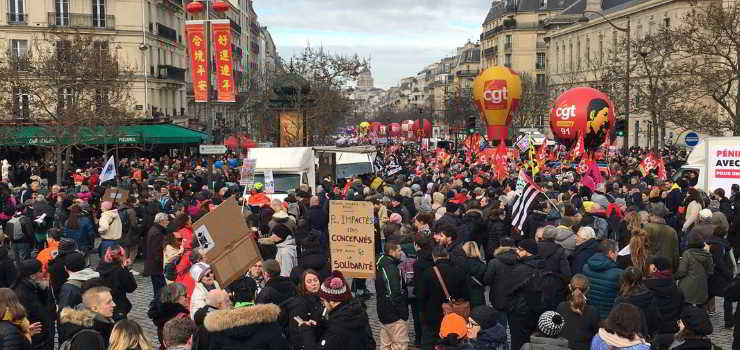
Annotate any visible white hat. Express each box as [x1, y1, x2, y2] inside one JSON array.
[[699, 208, 713, 221], [190, 262, 211, 282]]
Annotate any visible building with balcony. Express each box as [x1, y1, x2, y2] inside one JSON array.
[[480, 0, 577, 81], [0, 0, 189, 121]]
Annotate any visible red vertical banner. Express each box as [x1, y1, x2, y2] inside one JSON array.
[[185, 21, 208, 102], [211, 19, 236, 102]]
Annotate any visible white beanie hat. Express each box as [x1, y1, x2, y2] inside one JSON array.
[[190, 262, 211, 282]]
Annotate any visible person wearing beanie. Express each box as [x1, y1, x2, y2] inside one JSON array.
[[297, 271, 375, 350], [58, 251, 100, 309], [47, 238, 77, 298], [690, 208, 716, 242], [675, 233, 713, 306], [12, 259, 55, 350], [536, 226, 572, 311], [189, 262, 221, 318], [652, 306, 718, 350], [643, 256, 684, 335], [97, 200, 122, 258], [466, 305, 508, 349], [520, 311, 569, 350]]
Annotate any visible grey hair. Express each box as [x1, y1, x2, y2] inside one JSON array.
[[154, 213, 169, 223], [576, 226, 596, 240], [160, 282, 187, 304]]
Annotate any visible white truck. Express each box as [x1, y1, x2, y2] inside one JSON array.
[[675, 137, 740, 195], [248, 147, 316, 201]]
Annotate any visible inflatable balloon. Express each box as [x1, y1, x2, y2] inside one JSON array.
[[379, 124, 387, 136], [549, 87, 616, 151], [472, 67, 522, 140], [389, 123, 401, 137], [412, 119, 432, 138], [360, 121, 370, 129]]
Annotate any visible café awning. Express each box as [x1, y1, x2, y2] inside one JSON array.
[[0, 124, 208, 146]]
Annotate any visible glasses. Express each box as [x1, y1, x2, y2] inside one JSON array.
[[467, 318, 480, 328]]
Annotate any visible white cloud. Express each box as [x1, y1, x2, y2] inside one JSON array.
[[254, 0, 490, 88]]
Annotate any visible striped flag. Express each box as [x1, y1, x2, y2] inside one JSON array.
[[511, 170, 543, 231]]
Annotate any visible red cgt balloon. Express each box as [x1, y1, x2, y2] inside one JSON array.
[[549, 87, 616, 151]]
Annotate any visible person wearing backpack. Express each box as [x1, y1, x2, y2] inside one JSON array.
[[57, 252, 100, 311], [375, 241, 409, 350], [96, 246, 137, 321], [159, 187, 175, 215], [97, 201, 121, 258], [7, 208, 34, 265], [58, 286, 115, 350], [507, 239, 546, 350], [145, 213, 169, 307], [63, 205, 94, 258], [117, 198, 140, 273]]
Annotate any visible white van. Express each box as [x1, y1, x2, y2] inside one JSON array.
[[675, 137, 740, 195], [247, 147, 316, 201]]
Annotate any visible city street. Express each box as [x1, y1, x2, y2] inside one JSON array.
[[124, 260, 736, 350]]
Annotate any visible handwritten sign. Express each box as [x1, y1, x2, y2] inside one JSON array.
[[239, 159, 256, 186], [263, 170, 274, 194], [329, 200, 375, 279]]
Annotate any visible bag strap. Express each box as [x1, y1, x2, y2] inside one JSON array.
[[432, 266, 452, 302]]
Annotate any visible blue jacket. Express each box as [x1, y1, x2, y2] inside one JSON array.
[[590, 333, 650, 350], [63, 216, 94, 249], [583, 253, 623, 319]]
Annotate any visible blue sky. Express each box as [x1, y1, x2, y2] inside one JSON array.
[[253, 0, 491, 89]]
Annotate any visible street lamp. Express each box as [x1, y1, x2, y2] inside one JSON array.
[[579, 11, 631, 152]]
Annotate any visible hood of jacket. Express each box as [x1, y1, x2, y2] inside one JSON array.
[[685, 248, 713, 268], [150, 302, 189, 325], [706, 236, 731, 250], [618, 284, 653, 307], [67, 268, 100, 281], [574, 238, 600, 253], [493, 247, 519, 266], [96, 261, 124, 277], [537, 240, 561, 260], [586, 253, 618, 272], [471, 324, 508, 348], [59, 307, 114, 333], [645, 274, 678, 298], [265, 276, 296, 300], [520, 255, 544, 270], [204, 303, 280, 337], [327, 299, 367, 331]]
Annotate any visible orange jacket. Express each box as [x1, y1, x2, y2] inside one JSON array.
[[36, 240, 60, 276]]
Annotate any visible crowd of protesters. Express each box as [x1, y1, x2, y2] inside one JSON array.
[[0, 141, 734, 350]]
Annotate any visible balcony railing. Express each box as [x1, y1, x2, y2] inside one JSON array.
[[536, 41, 547, 50], [7, 12, 26, 24], [504, 42, 512, 51], [232, 44, 243, 57], [158, 65, 186, 82], [48, 13, 115, 29], [157, 23, 177, 42], [456, 70, 477, 77], [483, 47, 497, 57], [230, 19, 241, 36], [536, 62, 546, 70], [504, 62, 512, 67]]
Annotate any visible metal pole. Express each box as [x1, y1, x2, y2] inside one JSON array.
[[624, 17, 631, 152], [142, 0, 148, 117]]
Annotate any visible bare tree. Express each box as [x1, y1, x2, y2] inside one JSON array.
[[512, 73, 550, 128], [0, 33, 135, 183]]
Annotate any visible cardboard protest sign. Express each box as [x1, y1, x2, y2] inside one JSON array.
[[264, 170, 275, 194], [103, 187, 129, 205], [239, 159, 256, 186], [193, 197, 262, 287], [329, 200, 375, 279]]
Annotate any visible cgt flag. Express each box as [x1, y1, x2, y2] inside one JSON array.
[[186, 21, 208, 102], [100, 155, 116, 183]]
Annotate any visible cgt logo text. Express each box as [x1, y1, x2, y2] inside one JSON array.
[[555, 105, 577, 119], [483, 80, 508, 109]]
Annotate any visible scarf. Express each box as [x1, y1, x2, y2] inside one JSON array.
[[598, 328, 647, 348], [3, 310, 31, 342]]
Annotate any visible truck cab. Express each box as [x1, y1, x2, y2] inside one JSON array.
[[246, 147, 315, 201]]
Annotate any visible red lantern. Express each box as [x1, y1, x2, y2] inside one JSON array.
[[412, 119, 433, 138], [224, 135, 240, 150], [186, 0, 204, 13], [549, 87, 616, 152], [211, 1, 230, 12]]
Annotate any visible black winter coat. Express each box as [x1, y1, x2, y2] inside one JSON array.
[[417, 260, 470, 328], [305, 207, 328, 234], [614, 284, 660, 337], [12, 279, 53, 350], [706, 236, 734, 297], [58, 308, 114, 350], [256, 276, 296, 306], [280, 295, 323, 350], [644, 273, 684, 334], [149, 302, 189, 348], [0, 320, 30, 350], [144, 223, 166, 276], [203, 303, 290, 350], [297, 248, 330, 282], [485, 217, 509, 260], [301, 299, 375, 350], [555, 301, 600, 350], [375, 254, 408, 324], [484, 247, 520, 311], [462, 209, 486, 247], [463, 256, 486, 307], [48, 253, 70, 298], [570, 239, 600, 274], [96, 261, 137, 318], [520, 210, 547, 241], [0, 248, 16, 288]]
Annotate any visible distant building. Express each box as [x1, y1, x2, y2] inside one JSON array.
[[357, 69, 375, 90]]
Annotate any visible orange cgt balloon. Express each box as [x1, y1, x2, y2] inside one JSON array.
[[472, 66, 521, 141]]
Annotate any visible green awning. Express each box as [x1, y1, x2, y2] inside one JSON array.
[[0, 124, 208, 146]]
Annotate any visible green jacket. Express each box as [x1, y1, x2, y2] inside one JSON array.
[[675, 248, 714, 305]]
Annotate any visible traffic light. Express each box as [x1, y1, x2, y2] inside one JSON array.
[[467, 116, 476, 134], [615, 119, 626, 136]]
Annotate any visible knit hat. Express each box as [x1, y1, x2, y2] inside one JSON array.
[[680, 306, 713, 336], [101, 201, 113, 211], [699, 208, 713, 221], [18, 259, 41, 279], [319, 271, 352, 303], [190, 262, 212, 282], [518, 239, 538, 255], [470, 305, 498, 330], [389, 213, 403, 224], [542, 225, 558, 240], [537, 311, 565, 337], [439, 313, 467, 339], [64, 252, 86, 272], [57, 238, 77, 255]]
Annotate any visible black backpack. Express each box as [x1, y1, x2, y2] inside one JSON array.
[[164, 254, 181, 281], [118, 209, 131, 236]]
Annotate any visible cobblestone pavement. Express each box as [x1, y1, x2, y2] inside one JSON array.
[[125, 260, 735, 349]]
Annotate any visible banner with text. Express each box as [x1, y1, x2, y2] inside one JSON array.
[[211, 19, 236, 102], [329, 200, 375, 279], [186, 21, 208, 102]]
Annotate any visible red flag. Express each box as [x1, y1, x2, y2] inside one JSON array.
[[657, 153, 667, 180], [494, 137, 508, 181], [536, 140, 548, 168], [569, 131, 585, 162], [640, 153, 658, 176]]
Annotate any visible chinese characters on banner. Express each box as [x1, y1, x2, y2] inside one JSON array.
[[185, 21, 208, 102], [211, 19, 236, 102]]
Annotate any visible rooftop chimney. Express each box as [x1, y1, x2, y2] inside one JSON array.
[[585, 0, 602, 13]]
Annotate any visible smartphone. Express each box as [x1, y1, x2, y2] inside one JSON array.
[[293, 316, 305, 323]]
